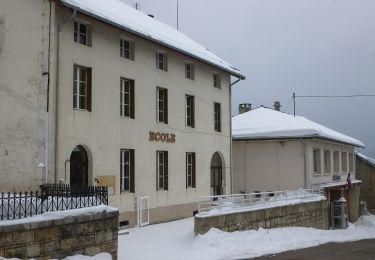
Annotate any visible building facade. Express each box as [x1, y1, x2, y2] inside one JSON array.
[[0, 0, 244, 226], [232, 105, 364, 222], [356, 153, 375, 214]]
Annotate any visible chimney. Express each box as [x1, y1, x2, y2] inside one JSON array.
[[274, 101, 281, 111], [238, 103, 251, 114]]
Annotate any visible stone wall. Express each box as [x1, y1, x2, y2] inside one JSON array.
[[356, 156, 375, 214], [0, 207, 119, 259], [195, 200, 329, 235]]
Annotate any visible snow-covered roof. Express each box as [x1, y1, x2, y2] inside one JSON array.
[[60, 0, 244, 79], [357, 153, 375, 167], [232, 107, 365, 147]]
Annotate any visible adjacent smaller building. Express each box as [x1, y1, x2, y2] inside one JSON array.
[[356, 153, 375, 214], [232, 104, 365, 222]]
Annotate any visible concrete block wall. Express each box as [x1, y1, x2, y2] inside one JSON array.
[[0, 209, 119, 259], [195, 200, 329, 235]]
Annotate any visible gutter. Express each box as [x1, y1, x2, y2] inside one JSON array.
[[60, 2, 246, 80]]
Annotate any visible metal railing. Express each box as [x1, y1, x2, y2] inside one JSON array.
[[0, 184, 108, 220], [198, 188, 324, 216]]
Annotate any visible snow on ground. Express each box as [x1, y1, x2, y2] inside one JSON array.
[[119, 214, 375, 260]]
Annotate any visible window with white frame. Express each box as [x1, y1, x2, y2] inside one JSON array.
[[120, 38, 134, 60], [333, 151, 339, 173], [74, 21, 90, 46], [73, 65, 91, 111], [185, 62, 195, 80], [120, 78, 134, 118], [213, 73, 221, 89], [156, 87, 168, 123], [349, 153, 354, 171], [214, 102, 221, 132], [186, 152, 196, 188], [120, 149, 134, 193], [342, 152, 348, 172], [324, 150, 331, 174], [157, 151, 168, 190], [156, 50, 168, 71], [186, 95, 195, 127], [313, 149, 321, 174]]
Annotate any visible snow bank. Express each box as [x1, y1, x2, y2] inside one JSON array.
[[0, 205, 117, 226], [119, 214, 375, 260], [232, 107, 364, 147]]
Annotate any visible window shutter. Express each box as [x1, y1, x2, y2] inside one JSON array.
[[192, 153, 196, 188], [87, 25, 92, 47], [192, 64, 195, 80], [130, 149, 135, 193], [164, 89, 168, 124], [164, 151, 168, 190], [130, 80, 135, 119], [120, 150, 123, 193], [131, 40, 135, 60], [192, 97, 195, 128], [156, 52, 159, 68], [86, 68, 92, 112], [164, 54, 168, 71]]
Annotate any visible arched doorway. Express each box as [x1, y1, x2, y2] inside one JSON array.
[[211, 152, 223, 196], [70, 145, 89, 186]]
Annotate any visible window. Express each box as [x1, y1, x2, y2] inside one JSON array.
[[74, 21, 91, 46], [120, 149, 135, 193], [157, 151, 168, 190], [313, 149, 321, 174], [185, 95, 195, 127], [324, 150, 331, 174], [213, 73, 221, 89], [120, 38, 134, 60], [0, 19, 4, 55], [214, 102, 221, 132], [156, 87, 168, 123], [349, 153, 354, 172], [73, 65, 92, 111], [186, 152, 196, 188], [342, 152, 348, 172], [185, 62, 195, 80], [333, 151, 339, 173], [120, 78, 135, 118], [156, 50, 168, 71]]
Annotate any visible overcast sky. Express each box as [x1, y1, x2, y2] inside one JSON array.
[[122, 0, 375, 158]]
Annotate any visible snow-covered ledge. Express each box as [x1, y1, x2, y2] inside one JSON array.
[[0, 206, 119, 260]]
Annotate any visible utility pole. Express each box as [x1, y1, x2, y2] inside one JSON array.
[[293, 92, 296, 117], [177, 0, 179, 30]]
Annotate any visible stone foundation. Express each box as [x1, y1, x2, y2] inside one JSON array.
[[195, 200, 329, 234], [0, 206, 119, 259]]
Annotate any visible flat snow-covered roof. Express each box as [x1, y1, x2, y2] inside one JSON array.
[[60, 0, 245, 79], [232, 107, 364, 147]]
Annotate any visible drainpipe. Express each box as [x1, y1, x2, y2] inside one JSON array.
[[54, 8, 77, 183], [229, 77, 242, 194], [303, 141, 308, 189]]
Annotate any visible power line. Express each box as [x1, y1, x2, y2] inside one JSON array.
[[296, 94, 375, 98], [293, 93, 375, 116]]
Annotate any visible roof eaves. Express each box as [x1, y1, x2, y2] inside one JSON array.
[[60, 2, 246, 79]]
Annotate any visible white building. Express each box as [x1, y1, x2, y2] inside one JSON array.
[[232, 104, 364, 221], [0, 0, 244, 226]]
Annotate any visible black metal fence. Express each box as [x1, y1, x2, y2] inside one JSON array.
[[0, 184, 108, 220]]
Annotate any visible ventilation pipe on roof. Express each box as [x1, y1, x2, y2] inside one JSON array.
[[148, 14, 155, 18], [238, 103, 251, 114], [274, 101, 281, 111]]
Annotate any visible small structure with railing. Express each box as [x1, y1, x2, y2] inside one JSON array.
[[0, 183, 108, 220], [197, 188, 324, 216]]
